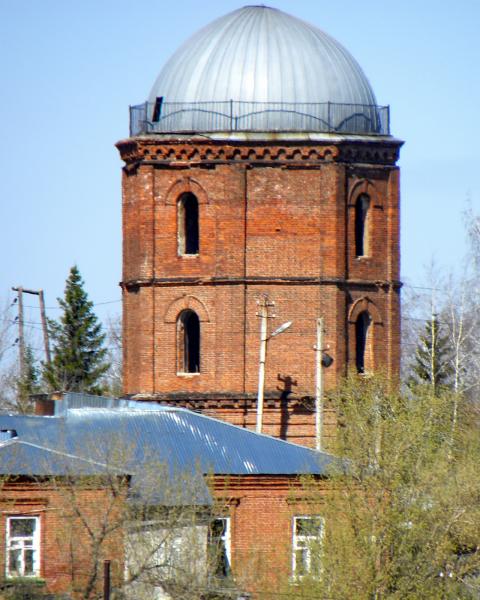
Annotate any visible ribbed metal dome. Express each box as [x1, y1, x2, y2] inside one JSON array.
[[149, 5, 377, 106], [131, 5, 390, 135]]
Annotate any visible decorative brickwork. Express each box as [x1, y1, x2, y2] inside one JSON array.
[[117, 135, 402, 445]]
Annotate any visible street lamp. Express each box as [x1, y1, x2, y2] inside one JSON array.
[[256, 312, 292, 435]]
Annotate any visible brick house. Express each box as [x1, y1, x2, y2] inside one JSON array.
[[0, 393, 334, 598]]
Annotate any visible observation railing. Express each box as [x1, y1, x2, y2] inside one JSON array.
[[129, 100, 390, 137]]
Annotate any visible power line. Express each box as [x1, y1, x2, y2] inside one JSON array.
[[23, 298, 122, 310]]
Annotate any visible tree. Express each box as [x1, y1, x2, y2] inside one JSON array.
[[402, 205, 480, 399], [102, 314, 123, 396], [291, 376, 480, 600], [43, 266, 110, 394], [15, 345, 41, 413], [410, 314, 453, 394], [0, 296, 45, 414], [42, 439, 240, 600]]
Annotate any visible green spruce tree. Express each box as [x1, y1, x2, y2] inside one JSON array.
[[16, 345, 41, 413], [410, 314, 453, 394], [43, 266, 110, 394]]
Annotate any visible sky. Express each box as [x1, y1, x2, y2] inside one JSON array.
[[1, 0, 479, 362]]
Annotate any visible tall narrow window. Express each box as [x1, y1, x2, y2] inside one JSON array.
[[177, 310, 200, 373], [177, 193, 199, 255], [292, 516, 324, 578], [355, 194, 370, 257], [355, 311, 372, 373], [6, 516, 40, 577]]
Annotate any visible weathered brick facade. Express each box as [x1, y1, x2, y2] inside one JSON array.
[[0, 474, 326, 598], [117, 136, 402, 446], [0, 478, 124, 597], [212, 475, 328, 595]]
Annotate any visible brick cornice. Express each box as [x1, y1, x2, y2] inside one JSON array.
[[128, 391, 316, 411], [116, 137, 402, 167], [121, 276, 402, 290]]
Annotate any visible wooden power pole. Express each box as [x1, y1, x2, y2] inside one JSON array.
[[11, 287, 51, 367], [12, 287, 25, 379]]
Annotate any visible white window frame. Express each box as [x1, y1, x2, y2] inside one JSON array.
[[208, 517, 231, 577], [6, 515, 41, 578], [292, 515, 324, 579]]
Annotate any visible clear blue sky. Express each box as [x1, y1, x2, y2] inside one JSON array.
[[1, 0, 479, 360]]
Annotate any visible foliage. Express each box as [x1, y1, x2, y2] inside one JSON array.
[[43, 266, 109, 395], [293, 375, 480, 600], [0, 578, 47, 600], [102, 315, 122, 396], [402, 205, 480, 399], [0, 348, 41, 415], [409, 314, 453, 394], [15, 345, 41, 413], [45, 438, 240, 600]]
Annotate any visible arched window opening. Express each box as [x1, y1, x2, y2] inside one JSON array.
[[355, 311, 372, 374], [177, 310, 200, 373], [355, 194, 370, 257], [178, 193, 199, 255]]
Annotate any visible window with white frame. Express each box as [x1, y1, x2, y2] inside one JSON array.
[[292, 516, 324, 578], [6, 516, 40, 577], [208, 517, 231, 578]]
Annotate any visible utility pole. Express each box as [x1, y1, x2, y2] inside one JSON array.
[[313, 317, 334, 451], [12, 287, 25, 380], [11, 287, 51, 366], [314, 317, 324, 451], [38, 290, 51, 364], [256, 295, 275, 434], [256, 295, 292, 435]]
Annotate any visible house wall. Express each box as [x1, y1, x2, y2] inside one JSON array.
[[0, 474, 327, 598], [212, 474, 328, 594], [0, 478, 124, 598]]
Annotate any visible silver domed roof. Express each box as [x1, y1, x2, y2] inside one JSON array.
[[133, 6, 390, 135], [149, 6, 376, 106]]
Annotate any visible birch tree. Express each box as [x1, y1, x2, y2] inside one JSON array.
[[291, 376, 480, 600]]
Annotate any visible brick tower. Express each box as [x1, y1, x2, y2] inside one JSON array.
[[117, 6, 402, 447]]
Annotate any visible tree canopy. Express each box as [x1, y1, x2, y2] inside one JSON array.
[[291, 376, 480, 600], [410, 314, 454, 394], [43, 266, 110, 394]]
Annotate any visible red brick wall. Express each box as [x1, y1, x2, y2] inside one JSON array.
[[118, 138, 402, 444], [0, 479, 124, 597], [0, 474, 328, 598], [212, 474, 329, 595]]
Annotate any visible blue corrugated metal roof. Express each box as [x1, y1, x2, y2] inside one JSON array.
[[0, 439, 115, 476], [0, 400, 336, 504], [0, 406, 334, 476]]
